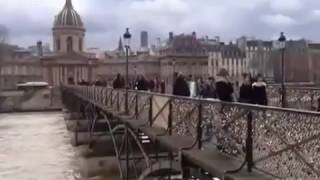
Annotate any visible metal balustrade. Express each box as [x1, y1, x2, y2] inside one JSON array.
[[267, 86, 320, 110], [62, 86, 320, 179]]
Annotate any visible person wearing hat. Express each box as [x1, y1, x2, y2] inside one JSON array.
[[215, 68, 234, 102]]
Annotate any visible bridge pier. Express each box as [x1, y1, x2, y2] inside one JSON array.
[[77, 152, 119, 178], [62, 106, 122, 179]]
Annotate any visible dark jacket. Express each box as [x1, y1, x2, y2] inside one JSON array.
[[149, 80, 155, 91], [239, 83, 253, 103], [160, 81, 166, 94], [252, 82, 267, 105], [215, 77, 233, 102], [317, 98, 320, 112], [95, 80, 104, 87], [202, 83, 217, 98], [136, 79, 148, 91], [173, 77, 190, 97], [113, 77, 124, 89]]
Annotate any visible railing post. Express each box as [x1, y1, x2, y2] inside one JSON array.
[[197, 102, 203, 149], [148, 96, 153, 126], [246, 111, 254, 172], [311, 92, 315, 110], [125, 89, 129, 114], [104, 89, 107, 107], [125, 124, 129, 180], [135, 93, 138, 119], [168, 99, 173, 135], [110, 90, 113, 108], [117, 91, 120, 111]]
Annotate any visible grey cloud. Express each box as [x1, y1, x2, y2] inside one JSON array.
[[1, 0, 320, 49]]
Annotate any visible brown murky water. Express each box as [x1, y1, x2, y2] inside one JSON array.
[[0, 112, 117, 180]]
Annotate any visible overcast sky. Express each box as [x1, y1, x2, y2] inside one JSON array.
[[1, 0, 320, 50]]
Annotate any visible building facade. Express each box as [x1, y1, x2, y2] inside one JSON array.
[[41, 0, 97, 86], [2, 0, 320, 92], [0, 54, 42, 90], [140, 31, 149, 49], [208, 43, 248, 82]]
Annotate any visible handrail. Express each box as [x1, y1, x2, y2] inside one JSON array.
[[62, 85, 320, 179], [116, 86, 320, 116]]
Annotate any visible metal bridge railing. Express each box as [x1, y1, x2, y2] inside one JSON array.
[[62, 85, 320, 179], [267, 86, 320, 110]]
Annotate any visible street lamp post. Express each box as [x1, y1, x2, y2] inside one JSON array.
[[172, 59, 176, 94], [123, 28, 132, 114], [278, 32, 286, 108]]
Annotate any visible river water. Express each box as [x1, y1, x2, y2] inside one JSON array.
[[0, 112, 110, 180]]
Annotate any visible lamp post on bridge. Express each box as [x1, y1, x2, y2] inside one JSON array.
[[172, 59, 176, 94], [123, 28, 132, 114], [278, 32, 286, 108]]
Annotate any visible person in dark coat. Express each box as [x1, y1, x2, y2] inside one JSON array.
[[202, 77, 217, 98], [148, 79, 155, 92], [173, 74, 190, 97], [317, 97, 320, 112], [155, 77, 160, 92], [136, 75, 148, 91], [113, 73, 124, 89], [95, 79, 104, 86], [160, 80, 166, 94], [252, 74, 268, 105], [68, 77, 75, 85], [215, 69, 234, 102], [239, 74, 253, 103]]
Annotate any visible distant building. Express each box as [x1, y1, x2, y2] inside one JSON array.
[[199, 36, 221, 46], [236, 37, 273, 79], [0, 47, 42, 90], [28, 43, 51, 56], [141, 31, 148, 49], [208, 43, 248, 82], [3, 0, 320, 92], [41, 0, 98, 86], [271, 40, 310, 83], [308, 43, 320, 84]]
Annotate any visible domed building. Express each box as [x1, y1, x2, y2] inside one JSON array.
[[41, 0, 97, 86], [53, 0, 85, 53]]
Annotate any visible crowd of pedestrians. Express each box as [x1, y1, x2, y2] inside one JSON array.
[[76, 68, 267, 106], [74, 71, 320, 110], [172, 68, 268, 106]]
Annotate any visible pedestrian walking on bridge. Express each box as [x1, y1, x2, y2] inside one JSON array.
[[239, 73, 253, 103], [215, 69, 234, 102], [252, 74, 268, 105], [173, 73, 190, 97]]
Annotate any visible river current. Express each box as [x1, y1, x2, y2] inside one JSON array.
[[0, 112, 104, 180]]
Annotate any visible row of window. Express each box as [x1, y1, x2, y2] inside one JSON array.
[[210, 58, 247, 67], [0, 66, 41, 75], [56, 36, 83, 52]]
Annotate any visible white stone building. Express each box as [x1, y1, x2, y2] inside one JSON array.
[[208, 43, 249, 82]]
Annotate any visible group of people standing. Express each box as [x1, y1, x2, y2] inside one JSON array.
[[173, 69, 268, 106], [112, 73, 166, 93]]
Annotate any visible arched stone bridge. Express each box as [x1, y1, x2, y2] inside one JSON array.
[[61, 86, 320, 180]]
